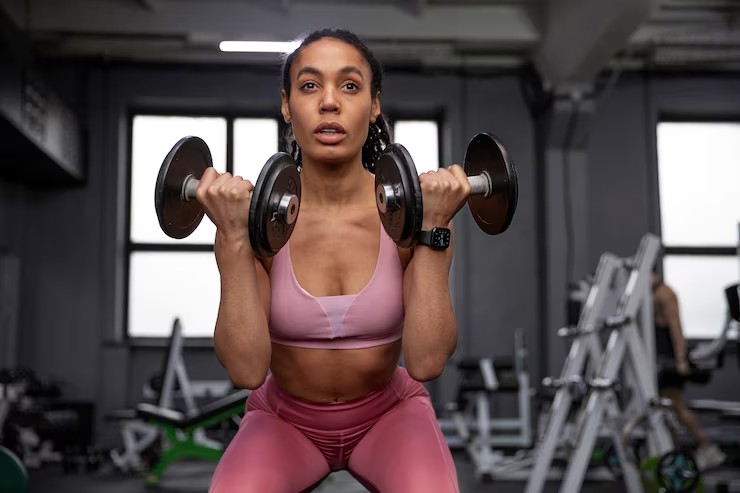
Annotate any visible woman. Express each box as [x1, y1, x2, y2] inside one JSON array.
[[198, 29, 466, 492], [653, 272, 726, 471]]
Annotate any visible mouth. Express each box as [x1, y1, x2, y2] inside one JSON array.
[[314, 122, 346, 135], [313, 122, 347, 145]]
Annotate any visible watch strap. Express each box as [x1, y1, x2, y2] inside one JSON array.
[[417, 229, 434, 247]]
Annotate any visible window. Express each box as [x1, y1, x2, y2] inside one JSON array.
[[127, 116, 440, 338], [656, 122, 740, 339], [392, 120, 440, 174], [128, 115, 279, 338]]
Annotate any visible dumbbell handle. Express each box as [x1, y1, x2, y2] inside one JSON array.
[[468, 171, 493, 198], [378, 170, 493, 214], [181, 174, 200, 201], [179, 174, 299, 226]]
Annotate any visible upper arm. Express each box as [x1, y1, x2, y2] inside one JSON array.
[[662, 287, 680, 319], [402, 250, 414, 311], [661, 287, 684, 334], [254, 258, 271, 321]]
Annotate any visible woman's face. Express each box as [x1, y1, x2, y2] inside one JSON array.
[[281, 38, 381, 167]]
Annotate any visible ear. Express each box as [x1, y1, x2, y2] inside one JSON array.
[[280, 89, 292, 123], [370, 92, 381, 124]]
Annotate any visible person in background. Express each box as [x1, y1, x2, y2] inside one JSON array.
[[652, 270, 727, 471]]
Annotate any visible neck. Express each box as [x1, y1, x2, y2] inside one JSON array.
[[299, 156, 375, 210]]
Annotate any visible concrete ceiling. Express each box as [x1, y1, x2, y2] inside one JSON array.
[[1, 0, 739, 90]]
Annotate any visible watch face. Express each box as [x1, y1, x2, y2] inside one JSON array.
[[432, 228, 451, 248]]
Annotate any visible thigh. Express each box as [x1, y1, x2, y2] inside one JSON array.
[[348, 396, 459, 493], [209, 410, 330, 493]]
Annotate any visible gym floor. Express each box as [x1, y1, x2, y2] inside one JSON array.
[[25, 452, 621, 493], [25, 450, 740, 492]]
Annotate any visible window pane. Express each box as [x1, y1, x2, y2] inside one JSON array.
[[393, 121, 439, 174], [657, 122, 740, 246], [128, 251, 220, 337], [131, 115, 227, 245], [234, 118, 280, 184], [663, 255, 739, 339]]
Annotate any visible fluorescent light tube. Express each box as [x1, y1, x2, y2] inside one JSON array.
[[219, 41, 300, 53]]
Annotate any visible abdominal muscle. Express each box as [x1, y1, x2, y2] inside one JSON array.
[[270, 340, 403, 403]]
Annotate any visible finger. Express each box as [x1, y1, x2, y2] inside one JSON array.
[[196, 168, 221, 202], [209, 171, 233, 188], [204, 173, 234, 197], [231, 179, 254, 198], [221, 175, 245, 193], [447, 164, 472, 194], [197, 167, 220, 188]]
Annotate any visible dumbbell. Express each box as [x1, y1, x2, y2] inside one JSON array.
[[154, 136, 301, 258], [374, 133, 518, 248]]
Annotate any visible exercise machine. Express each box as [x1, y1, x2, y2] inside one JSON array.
[[438, 328, 532, 477], [527, 234, 694, 493]]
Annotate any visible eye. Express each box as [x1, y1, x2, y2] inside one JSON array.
[[343, 81, 359, 91], [300, 81, 317, 91]]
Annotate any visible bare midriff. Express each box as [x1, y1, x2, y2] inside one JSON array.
[[270, 341, 402, 403]]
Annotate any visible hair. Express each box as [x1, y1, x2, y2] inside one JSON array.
[[281, 28, 392, 173]]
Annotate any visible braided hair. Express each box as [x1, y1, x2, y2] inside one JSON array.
[[281, 29, 392, 173]]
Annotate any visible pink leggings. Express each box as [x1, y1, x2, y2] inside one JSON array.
[[209, 367, 459, 493]]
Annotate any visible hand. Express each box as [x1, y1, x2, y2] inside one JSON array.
[[196, 168, 254, 241], [418, 165, 471, 229], [676, 360, 690, 376]]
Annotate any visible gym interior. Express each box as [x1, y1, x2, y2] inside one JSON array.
[[0, 1, 739, 492]]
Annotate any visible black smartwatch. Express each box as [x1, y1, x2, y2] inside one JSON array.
[[416, 227, 451, 250]]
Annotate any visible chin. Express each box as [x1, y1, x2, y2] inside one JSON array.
[[304, 146, 358, 166]]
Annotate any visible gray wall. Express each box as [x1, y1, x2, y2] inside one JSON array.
[[1, 61, 738, 445]]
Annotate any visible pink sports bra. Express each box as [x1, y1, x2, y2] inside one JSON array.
[[269, 224, 405, 349]]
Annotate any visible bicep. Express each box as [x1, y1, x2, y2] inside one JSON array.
[[254, 258, 271, 321], [403, 255, 414, 311]]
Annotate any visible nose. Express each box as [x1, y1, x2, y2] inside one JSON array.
[[320, 88, 339, 113]]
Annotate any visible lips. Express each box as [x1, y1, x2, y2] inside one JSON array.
[[313, 122, 346, 145]]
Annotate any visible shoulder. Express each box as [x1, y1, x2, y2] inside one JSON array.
[[655, 283, 678, 305]]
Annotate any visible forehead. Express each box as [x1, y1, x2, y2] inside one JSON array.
[[291, 38, 371, 78]]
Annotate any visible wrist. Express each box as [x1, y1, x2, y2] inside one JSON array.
[[215, 231, 254, 258], [421, 218, 451, 230]]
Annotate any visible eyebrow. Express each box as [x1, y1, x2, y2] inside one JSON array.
[[295, 65, 365, 80]]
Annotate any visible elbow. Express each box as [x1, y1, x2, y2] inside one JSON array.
[[229, 370, 267, 391], [405, 359, 446, 382], [216, 348, 268, 390]]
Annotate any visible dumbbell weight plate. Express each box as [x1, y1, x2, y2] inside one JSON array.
[[375, 144, 423, 248], [249, 153, 301, 258], [155, 136, 211, 239], [464, 133, 518, 235]]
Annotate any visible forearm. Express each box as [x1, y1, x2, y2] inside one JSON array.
[[213, 236, 271, 389], [402, 246, 458, 381]]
